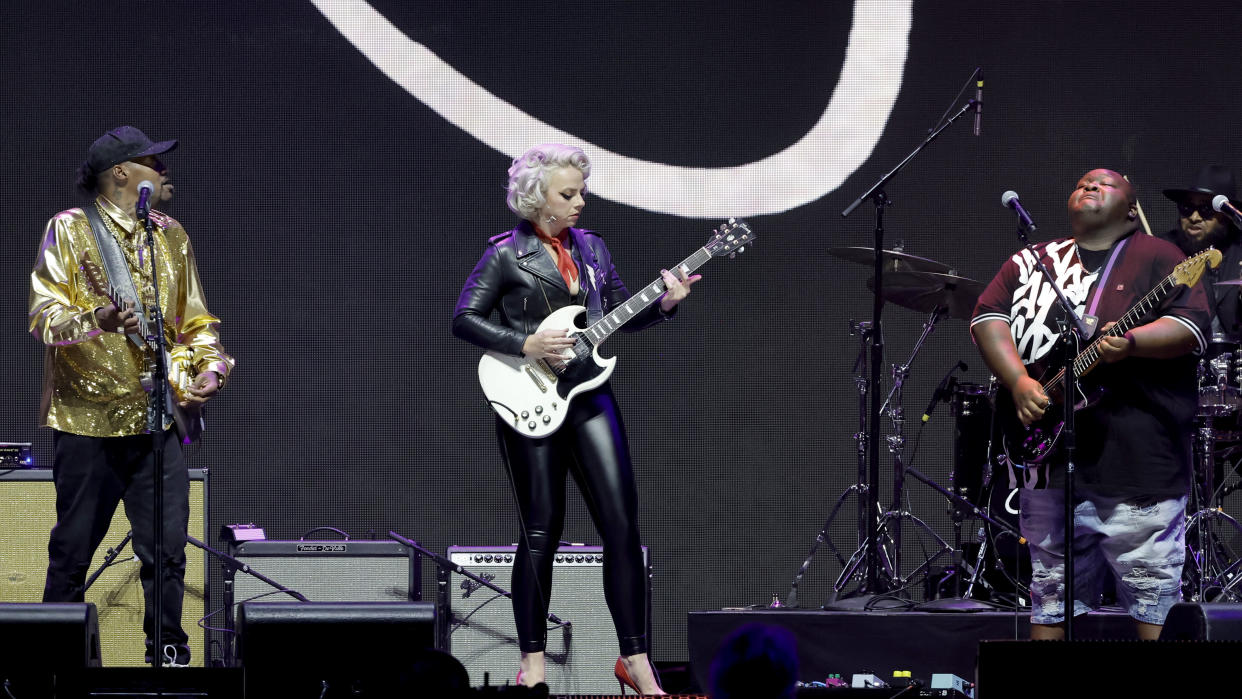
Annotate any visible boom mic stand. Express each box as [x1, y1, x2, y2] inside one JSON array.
[[387, 531, 570, 651], [191, 535, 308, 666], [837, 94, 978, 601]]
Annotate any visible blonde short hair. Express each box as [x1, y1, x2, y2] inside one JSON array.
[[506, 143, 591, 220]]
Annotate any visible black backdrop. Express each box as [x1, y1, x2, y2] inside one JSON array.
[[4, 0, 1242, 663]]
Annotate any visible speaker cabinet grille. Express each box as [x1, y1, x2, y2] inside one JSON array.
[[0, 469, 206, 667], [443, 545, 650, 694], [230, 540, 420, 610]]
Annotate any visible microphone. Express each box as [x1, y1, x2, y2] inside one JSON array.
[[922, 361, 968, 422], [1212, 195, 1242, 228], [136, 180, 155, 219], [973, 68, 982, 137], [1001, 190, 1037, 234]]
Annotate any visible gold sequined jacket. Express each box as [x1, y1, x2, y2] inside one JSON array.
[[28, 196, 234, 437]]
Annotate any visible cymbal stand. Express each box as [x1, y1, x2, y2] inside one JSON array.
[[832, 307, 954, 599], [786, 320, 874, 607]]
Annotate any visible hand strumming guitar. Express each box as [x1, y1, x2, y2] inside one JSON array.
[[1013, 374, 1051, 427], [523, 328, 576, 362], [179, 371, 221, 407]]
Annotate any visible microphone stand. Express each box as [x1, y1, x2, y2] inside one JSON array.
[[840, 96, 978, 597], [83, 531, 135, 593], [139, 202, 172, 668], [1012, 222, 1090, 640], [188, 535, 308, 666], [387, 531, 570, 651]]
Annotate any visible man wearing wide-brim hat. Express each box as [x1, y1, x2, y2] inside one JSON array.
[[1159, 164, 1242, 341]]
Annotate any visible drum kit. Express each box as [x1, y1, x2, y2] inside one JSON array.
[[785, 245, 1242, 610]]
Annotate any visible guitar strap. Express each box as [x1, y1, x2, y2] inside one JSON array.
[[82, 202, 150, 351], [1084, 235, 1131, 318], [568, 227, 605, 323], [82, 202, 176, 427]]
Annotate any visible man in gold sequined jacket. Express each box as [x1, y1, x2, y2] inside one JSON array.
[[28, 126, 234, 667]]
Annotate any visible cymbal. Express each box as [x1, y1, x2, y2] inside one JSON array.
[[828, 246, 952, 274], [1216, 279, 1242, 287], [867, 271, 984, 320]]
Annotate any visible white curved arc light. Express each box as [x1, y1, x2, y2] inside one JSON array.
[[310, 0, 912, 218]]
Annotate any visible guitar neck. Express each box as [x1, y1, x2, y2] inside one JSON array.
[[580, 247, 711, 345], [1041, 272, 1179, 393]]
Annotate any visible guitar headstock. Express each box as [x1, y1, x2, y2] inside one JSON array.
[[1173, 247, 1223, 287], [704, 218, 756, 259], [79, 254, 111, 299]]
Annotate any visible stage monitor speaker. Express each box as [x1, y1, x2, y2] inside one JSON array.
[[238, 601, 435, 696], [978, 639, 1242, 698], [0, 469, 207, 667], [442, 544, 651, 695], [229, 539, 421, 611], [0, 602, 101, 695], [1161, 602, 1242, 640]]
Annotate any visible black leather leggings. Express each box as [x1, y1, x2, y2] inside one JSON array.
[[496, 386, 648, 656]]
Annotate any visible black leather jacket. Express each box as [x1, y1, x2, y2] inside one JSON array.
[[453, 220, 673, 355]]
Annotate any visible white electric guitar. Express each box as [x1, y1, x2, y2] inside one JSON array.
[[479, 218, 756, 437]]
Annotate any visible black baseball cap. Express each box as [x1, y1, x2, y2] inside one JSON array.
[[86, 125, 178, 174]]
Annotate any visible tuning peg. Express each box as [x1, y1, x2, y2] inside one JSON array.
[[738, 246, 745, 253]]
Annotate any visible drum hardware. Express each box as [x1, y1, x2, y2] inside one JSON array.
[[785, 319, 874, 608], [829, 307, 957, 605], [794, 245, 973, 606], [1185, 410, 1242, 602], [1182, 337, 1242, 602], [826, 246, 952, 275]]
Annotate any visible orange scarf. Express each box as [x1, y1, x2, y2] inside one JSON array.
[[534, 226, 579, 289]]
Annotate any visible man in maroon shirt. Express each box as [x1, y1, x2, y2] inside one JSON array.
[[971, 169, 1210, 640]]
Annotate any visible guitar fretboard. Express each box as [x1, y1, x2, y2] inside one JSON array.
[[581, 247, 712, 345], [1040, 250, 1211, 394]]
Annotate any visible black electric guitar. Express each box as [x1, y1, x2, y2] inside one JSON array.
[[994, 247, 1220, 464], [80, 255, 205, 444]]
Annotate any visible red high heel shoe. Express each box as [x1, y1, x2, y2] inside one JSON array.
[[615, 657, 665, 695], [615, 657, 638, 695]]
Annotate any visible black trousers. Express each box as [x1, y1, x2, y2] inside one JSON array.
[[496, 386, 648, 656], [43, 429, 190, 649]]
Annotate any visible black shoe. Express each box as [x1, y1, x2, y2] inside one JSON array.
[[144, 642, 191, 667]]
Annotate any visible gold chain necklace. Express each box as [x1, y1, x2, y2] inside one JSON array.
[[94, 202, 154, 302]]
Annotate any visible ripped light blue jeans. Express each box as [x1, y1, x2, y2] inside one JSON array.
[[1020, 486, 1186, 625]]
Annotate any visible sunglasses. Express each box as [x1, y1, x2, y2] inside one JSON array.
[[1178, 201, 1217, 219], [127, 155, 166, 174]]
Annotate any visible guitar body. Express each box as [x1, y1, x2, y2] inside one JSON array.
[[172, 397, 205, 445], [479, 305, 616, 438], [994, 358, 1111, 464]]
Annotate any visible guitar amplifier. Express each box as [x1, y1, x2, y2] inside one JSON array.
[[441, 544, 650, 694], [0, 469, 207, 667], [229, 540, 420, 612]]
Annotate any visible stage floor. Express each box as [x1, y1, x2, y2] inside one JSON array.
[[686, 607, 1138, 690]]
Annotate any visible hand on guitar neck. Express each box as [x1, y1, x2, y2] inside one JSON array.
[[94, 299, 141, 336]]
